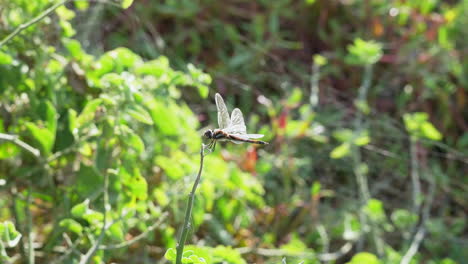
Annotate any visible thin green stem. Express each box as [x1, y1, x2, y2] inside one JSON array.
[[353, 64, 384, 256], [0, 0, 71, 48], [409, 137, 421, 213], [176, 146, 206, 264], [26, 185, 34, 264]]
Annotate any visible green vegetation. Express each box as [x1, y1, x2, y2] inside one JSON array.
[[0, 0, 466, 263]]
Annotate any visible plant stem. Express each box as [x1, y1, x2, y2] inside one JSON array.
[[409, 137, 421, 214], [175, 146, 206, 264], [0, 133, 40, 158], [26, 185, 34, 264], [0, 0, 71, 48], [353, 64, 384, 256]]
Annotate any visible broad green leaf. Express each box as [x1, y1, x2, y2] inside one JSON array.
[[345, 38, 382, 66], [25, 122, 54, 155], [76, 99, 103, 129], [403, 112, 442, 140], [107, 222, 124, 240], [364, 199, 385, 222], [330, 142, 350, 159], [164, 248, 176, 261], [354, 133, 370, 146], [0, 221, 22, 247], [333, 129, 353, 142], [421, 122, 442, 140], [63, 38, 83, 59], [391, 209, 418, 229], [71, 199, 89, 218], [44, 101, 58, 137], [311, 181, 321, 196], [127, 105, 153, 125], [122, 0, 134, 9], [0, 51, 13, 65], [59, 219, 83, 235], [313, 54, 327, 65], [127, 131, 145, 154], [347, 252, 380, 264], [56, 6, 75, 21], [75, 0, 89, 10], [287, 88, 303, 105]]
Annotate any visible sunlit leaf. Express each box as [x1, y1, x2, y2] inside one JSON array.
[[0, 221, 22, 247], [0, 51, 13, 65], [127, 105, 153, 125], [25, 122, 54, 155], [330, 142, 351, 159], [121, 0, 133, 9], [59, 218, 83, 235], [164, 248, 176, 261], [347, 252, 380, 264], [76, 99, 103, 129]]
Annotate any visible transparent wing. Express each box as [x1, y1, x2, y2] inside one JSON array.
[[215, 93, 230, 129], [244, 134, 264, 139], [225, 108, 247, 134]]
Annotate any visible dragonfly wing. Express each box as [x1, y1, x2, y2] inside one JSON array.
[[244, 134, 264, 139], [226, 108, 247, 134], [215, 93, 230, 129]]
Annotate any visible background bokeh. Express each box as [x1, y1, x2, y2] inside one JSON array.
[[0, 0, 467, 263]]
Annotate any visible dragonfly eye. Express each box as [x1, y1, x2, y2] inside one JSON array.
[[204, 130, 213, 139]]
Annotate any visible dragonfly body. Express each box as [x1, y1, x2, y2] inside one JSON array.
[[204, 93, 268, 150], [204, 129, 268, 144]]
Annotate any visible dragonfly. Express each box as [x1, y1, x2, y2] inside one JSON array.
[[204, 93, 268, 150]]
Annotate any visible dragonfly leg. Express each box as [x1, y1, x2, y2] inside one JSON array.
[[212, 140, 217, 152]]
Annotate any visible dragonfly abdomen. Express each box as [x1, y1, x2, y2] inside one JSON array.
[[228, 135, 268, 145]]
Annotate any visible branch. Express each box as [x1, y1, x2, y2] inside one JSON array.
[[99, 212, 169, 250], [175, 145, 207, 264], [0, 133, 40, 158], [0, 0, 71, 48]]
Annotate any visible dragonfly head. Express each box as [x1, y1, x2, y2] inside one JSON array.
[[204, 129, 214, 139]]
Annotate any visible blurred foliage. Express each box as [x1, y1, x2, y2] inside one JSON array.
[[0, 0, 467, 263]]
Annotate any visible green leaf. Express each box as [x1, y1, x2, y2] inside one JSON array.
[[363, 199, 385, 222], [122, 0, 134, 9], [76, 99, 103, 129], [63, 38, 83, 59], [345, 38, 382, 66], [403, 112, 442, 140], [333, 129, 354, 142], [59, 219, 83, 235], [44, 101, 58, 137], [0, 51, 13, 65], [330, 143, 351, 159], [310, 181, 321, 196], [127, 105, 153, 125], [347, 252, 380, 264], [164, 248, 176, 261], [421, 122, 442, 141], [71, 199, 89, 218], [25, 122, 54, 155], [107, 222, 124, 240], [0, 221, 22, 247], [391, 209, 418, 229]]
